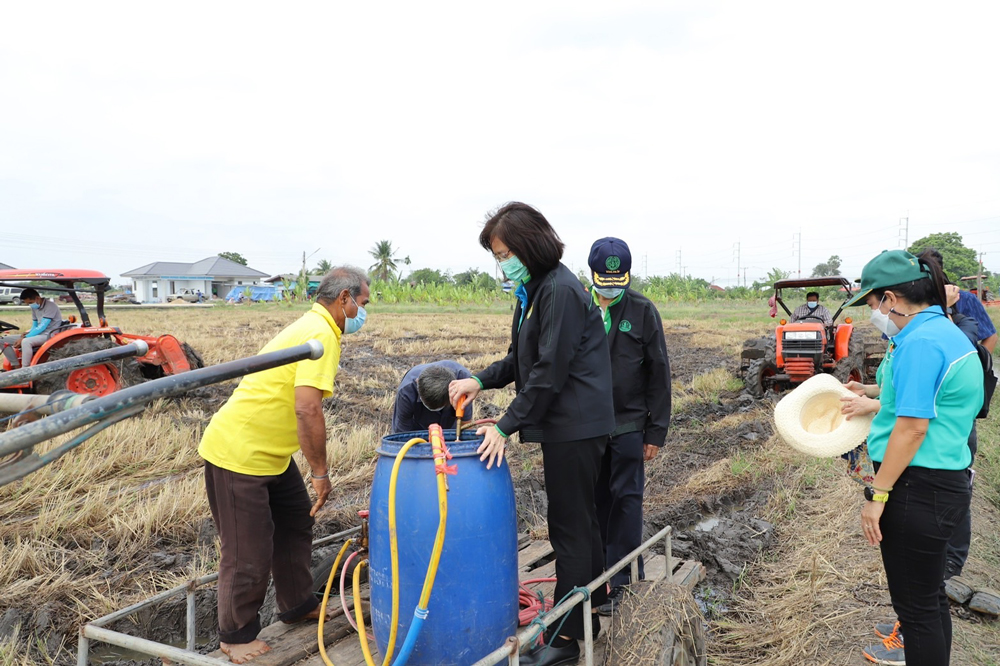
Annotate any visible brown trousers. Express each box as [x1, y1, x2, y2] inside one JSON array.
[[204, 460, 318, 644]]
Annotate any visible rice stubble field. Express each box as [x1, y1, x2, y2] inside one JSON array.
[[0, 302, 998, 665]]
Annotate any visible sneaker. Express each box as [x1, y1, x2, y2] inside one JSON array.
[[863, 633, 905, 665], [596, 585, 625, 616], [874, 621, 903, 642]]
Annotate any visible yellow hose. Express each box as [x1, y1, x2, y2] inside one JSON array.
[[381, 437, 427, 666], [318, 539, 354, 666], [354, 561, 377, 666], [419, 426, 449, 608]]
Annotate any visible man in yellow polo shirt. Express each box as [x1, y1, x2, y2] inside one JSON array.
[[199, 266, 369, 664]]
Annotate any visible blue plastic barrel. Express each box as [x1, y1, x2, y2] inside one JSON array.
[[369, 430, 519, 665]]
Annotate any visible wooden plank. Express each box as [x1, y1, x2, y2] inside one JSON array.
[[670, 560, 706, 592], [517, 540, 554, 572], [209, 604, 366, 666], [643, 554, 667, 582], [517, 532, 531, 548], [296, 630, 380, 665]]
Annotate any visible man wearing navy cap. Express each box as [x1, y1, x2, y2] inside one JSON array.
[[588, 238, 672, 615]]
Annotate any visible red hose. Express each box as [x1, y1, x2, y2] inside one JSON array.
[[518, 578, 557, 626], [340, 551, 375, 641]]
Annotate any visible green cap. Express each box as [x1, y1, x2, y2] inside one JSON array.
[[844, 250, 930, 307]]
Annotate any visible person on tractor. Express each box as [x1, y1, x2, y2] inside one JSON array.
[[0, 288, 62, 368], [791, 291, 833, 325]]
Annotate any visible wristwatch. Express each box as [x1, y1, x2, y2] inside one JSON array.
[[864, 486, 889, 503]]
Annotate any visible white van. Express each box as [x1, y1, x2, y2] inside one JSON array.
[[0, 287, 21, 304]]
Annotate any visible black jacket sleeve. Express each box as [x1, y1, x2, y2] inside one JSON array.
[[475, 343, 517, 390], [642, 302, 671, 446], [496, 281, 584, 436]]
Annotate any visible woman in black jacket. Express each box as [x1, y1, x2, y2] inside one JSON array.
[[449, 202, 616, 666]]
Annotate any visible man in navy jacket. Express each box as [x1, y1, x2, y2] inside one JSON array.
[[588, 238, 672, 614]]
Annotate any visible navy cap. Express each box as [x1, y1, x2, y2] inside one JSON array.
[[589, 237, 631, 288]]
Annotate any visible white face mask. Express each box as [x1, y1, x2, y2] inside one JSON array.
[[594, 287, 623, 299], [870, 295, 901, 337]]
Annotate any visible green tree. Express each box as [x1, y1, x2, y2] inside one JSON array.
[[218, 251, 248, 266], [407, 268, 450, 285], [810, 255, 842, 277], [454, 268, 494, 287], [315, 259, 333, 274], [368, 240, 399, 283], [907, 232, 983, 283]]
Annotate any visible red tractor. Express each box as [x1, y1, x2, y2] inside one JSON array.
[[740, 276, 880, 398], [0, 269, 204, 397]]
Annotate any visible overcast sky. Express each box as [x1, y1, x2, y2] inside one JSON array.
[[2, 1, 998, 287]]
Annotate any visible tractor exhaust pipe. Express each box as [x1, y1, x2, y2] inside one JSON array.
[[0, 341, 324, 472], [0, 340, 150, 390]]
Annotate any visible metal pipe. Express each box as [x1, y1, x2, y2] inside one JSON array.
[[186, 587, 197, 652], [582, 597, 594, 666], [76, 635, 89, 666], [81, 625, 225, 666], [0, 391, 92, 416], [471, 524, 673, 666], [0, 340, 324, 457], [0, 340, 149, 389]]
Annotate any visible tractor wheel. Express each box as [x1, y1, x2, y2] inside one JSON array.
[[603, 580, 707, 666], [34, 337, 144, 397], [745, 357, 777, 399], [833, 355, 865, 385], [181, 342, 205, 370]]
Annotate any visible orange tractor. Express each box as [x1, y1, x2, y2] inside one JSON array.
[[740, 276, 881, 398], [0, 269, 204, 397]]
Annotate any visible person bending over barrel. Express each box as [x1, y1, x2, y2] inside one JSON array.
[[449, 202, 615, 666], [391, 360, 473, 434]]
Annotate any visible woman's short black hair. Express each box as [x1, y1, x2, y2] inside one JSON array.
[[19, 288, 40, 301], [479, 202, 564, 280], [871, 250, 948, 310], [806, 291, 820, 300]]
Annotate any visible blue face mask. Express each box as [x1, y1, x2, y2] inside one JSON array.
[[807, 301, 818, 309], [344, 295, 366, 334], [499, 255, 530, 284], [594, 287, 623, 299], [30, 302, 40, 310]]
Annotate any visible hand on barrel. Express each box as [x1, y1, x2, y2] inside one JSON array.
[[449, 378, 481, 408], [476, 425, 506, 469]]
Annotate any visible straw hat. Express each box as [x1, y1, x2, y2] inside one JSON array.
[[774, 374, 873, 457]]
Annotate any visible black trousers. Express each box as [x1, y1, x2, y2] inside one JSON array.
[[204, 461, 318, 644], [945, 425, 977, 573], [596, 431, 645, 588], [877, 464, 971, 666], [542, 436, 608, 640]]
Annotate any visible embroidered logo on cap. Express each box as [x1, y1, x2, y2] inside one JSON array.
[[605, 256, 621, 271]]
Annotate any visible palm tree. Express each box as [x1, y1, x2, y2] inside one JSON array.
[[315, 259, 333, 274], [369, 240, 399, 283]]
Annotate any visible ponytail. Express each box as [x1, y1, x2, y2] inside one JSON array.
[[917, 250, 948, 310]]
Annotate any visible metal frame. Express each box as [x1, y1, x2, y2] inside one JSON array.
[[76, 526, 362, 665], [77, 523, 672, 666], [472, 524, 672, 666]]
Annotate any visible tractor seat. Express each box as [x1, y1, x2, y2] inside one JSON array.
[[49, 320, 80, 336]]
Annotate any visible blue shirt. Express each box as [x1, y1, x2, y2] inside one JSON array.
[[868, 305, 983, 470], [954, 290, 997, 341], [391, 360, 472, 434]]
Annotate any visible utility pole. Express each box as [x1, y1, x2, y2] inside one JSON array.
[[643, 254, 648, 279], [676, 249, 682, 275], [792, 231, 802, 278], [898, 217, 909, 249], [734, 242, 741, 284], [978, 251, 984, 300], [743, 267, 748, 288]]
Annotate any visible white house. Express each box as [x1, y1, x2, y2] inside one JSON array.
[[122, 257, 269, 303]]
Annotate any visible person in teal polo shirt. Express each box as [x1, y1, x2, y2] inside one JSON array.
[[842, 249, 983, 666]]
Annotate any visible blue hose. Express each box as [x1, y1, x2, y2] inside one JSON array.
[[390, 606, 429, 666]]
